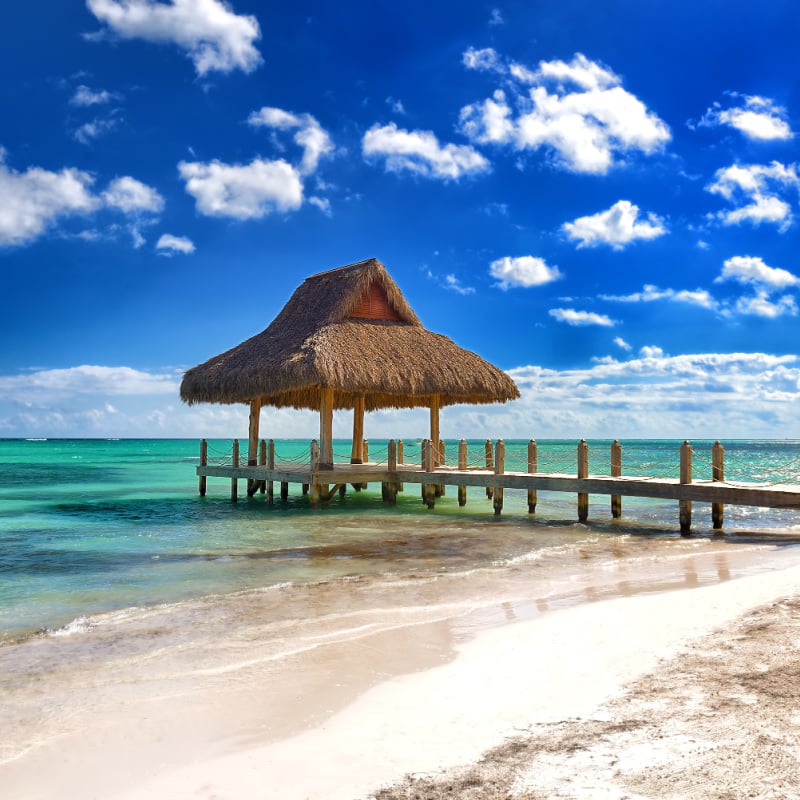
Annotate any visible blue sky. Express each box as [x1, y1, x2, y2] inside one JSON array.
[[2, 0, 800, 439]]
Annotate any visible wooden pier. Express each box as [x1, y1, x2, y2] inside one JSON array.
[[196, 438, 800, 533]]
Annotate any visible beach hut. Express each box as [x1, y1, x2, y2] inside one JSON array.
[[180, 258, 519, 469]]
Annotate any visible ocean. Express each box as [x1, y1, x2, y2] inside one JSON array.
[[2, 437, 800, 768]]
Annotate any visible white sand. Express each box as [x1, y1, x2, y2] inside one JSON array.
[[91, 563, 800, 800]]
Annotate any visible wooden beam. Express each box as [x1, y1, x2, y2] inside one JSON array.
[[485, 439, 494, 500], [458, 439, 467, 507], [231, 439, 239, 502], [680, 440, 692, 534], [527, 439, 537, 514], [351, 396, 365, 463], [430, 395, 440, 466], [199, 439, 207, 497], [577, 439, 588, 522], [712, 441, 724, 531], [319, 386, 334, 469], [493, 439, 505, 515], [611, 440, 622, 518]]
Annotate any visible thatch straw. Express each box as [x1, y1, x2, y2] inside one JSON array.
[[180, 258, 519, 410]]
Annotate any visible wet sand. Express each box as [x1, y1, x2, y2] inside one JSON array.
[[2, 545, 800, 799]]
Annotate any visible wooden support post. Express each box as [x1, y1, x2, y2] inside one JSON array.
[[382, 439, 398, 505], [611, 439, 622, 519], [319, 386, 334, 470], [527, 439, 537, 514], [259, 439, 266, 494], [397, 440, 404, 492], [458, 438, 467, 507], [712, 441, 724, 531], [267, 439, 275, 504], [577, 439, 588, 522], [361, 440, 369, 489], [485, 439, 494, 500], [280, 481, 289, 501], [421, 439, 435, 509], [435, 439, 445, 497], [231, 439, 239, 502], [351, 396, 365, 463], [246, 400, 260, 496], [493, 439, 504, 515], [680, 440, 693, 534], [310, 440, 321, 507], [430, 396, 440, 463], [199, 439, 207, 497], [339, 484, 347, 497]]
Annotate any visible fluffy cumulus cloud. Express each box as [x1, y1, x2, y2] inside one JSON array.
[[85, 0, 262, 76], [601, 284, 716, 310], [698, 94, 793, 141], [563, 200, 666, 249], [362, 123, 489, 180], [462, 46, 502, 73], [156, 233, 195, 255], [247, 106, 334, 176], [549, 308, 614, 326], [178, 158, 303, 218], [489, 255, 562, 289], [0, 149, 98, 245], [734, 291, 797, 318], [459, 52, 671, 174], [706, 161, 800, 231], [716, 255, 800, 289], [74, 116, 120, 145], [102, 176, 165, 213], [0, 149, 164, 247]]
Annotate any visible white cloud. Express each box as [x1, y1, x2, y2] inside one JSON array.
[[103, 176, 165, 213], [0, 150, 99, 246], [638, 345, 664, 359], [386, 96, 405, 114], [308, 196, 331, 216], [444, 274, 475, 295], [0, 365, 179, 397], [601, 284, 716, 310], [70, 85, 119, 106], [614, 336, 632, 351], [716, 255, 800, 288], [247, 106, 333, 175], [549, 308, 614, 326], [462, 46, 502, 72], [362, 123, 490, 180], [460, 52, 670, 174], [85, 0, 262, 76], [489, 8, 504, 26], [156, 233, 195, 255], [489, 255, 562, 289], [735, 291, 797, 318], [178, 158, 303, 218], [563, 200, 666, 249], [699, 94, 793, 141], [706, 161, 800, 231], [74, 116, 120, 144]]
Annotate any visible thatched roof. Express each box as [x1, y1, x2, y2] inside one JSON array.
[[180, 258, 519, 411]]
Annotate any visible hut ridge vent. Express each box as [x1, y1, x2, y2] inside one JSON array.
[[348, 281, 401, 321]]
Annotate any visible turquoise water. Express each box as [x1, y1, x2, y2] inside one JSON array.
[[2, 437, 800, 643]]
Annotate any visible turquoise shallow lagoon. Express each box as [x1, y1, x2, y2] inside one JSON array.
[[2, 437, 800, 642]]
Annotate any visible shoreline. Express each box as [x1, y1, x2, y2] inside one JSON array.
[[2, 544, 799, 799]]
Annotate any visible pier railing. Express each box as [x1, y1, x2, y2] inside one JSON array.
[[195, 438, 800, 533]]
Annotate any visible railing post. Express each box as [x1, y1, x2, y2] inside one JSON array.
[[383, 439, 398, 505], [680, 440, 692, 534], [310, 440, 321, 507], [199, 439, 207, 497], [611, 440, 622, 519], [397, 439, 404, 492], [577, 439, 588, 522], [361, 439, 369, 490], [458, 438, 467, 507], [422, 439, 435, 508], [435, 440, 445, 497], [485, 439, 494, 500], [493, 439, 504, 515], [231, 439, 239, 502], [712, 441, 724, 531], [259, 438, 266, 494], [527, 439, 537, 514], [267, 439, 275, 504]]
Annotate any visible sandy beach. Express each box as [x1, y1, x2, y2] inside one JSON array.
[[3, 542, 800, 800]]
